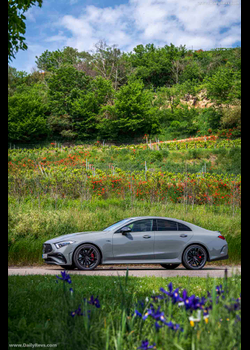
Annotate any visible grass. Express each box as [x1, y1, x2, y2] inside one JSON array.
[[8, 198, 241, 265], [8, 272, 241, 350]]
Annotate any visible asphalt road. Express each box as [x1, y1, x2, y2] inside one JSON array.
[[8, 265, 241, 278]]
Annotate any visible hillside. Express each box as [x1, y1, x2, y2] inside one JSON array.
[[8, 44, 241, 144]]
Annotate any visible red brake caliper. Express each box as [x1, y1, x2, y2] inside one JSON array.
[[91, 253, 95, 261]]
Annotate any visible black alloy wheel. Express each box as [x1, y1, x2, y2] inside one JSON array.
[[160, 264, 180, 269], [182, 245, 207, 270], [73, 244, 101, 270]]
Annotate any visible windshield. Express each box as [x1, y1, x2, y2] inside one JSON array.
[[103, 219, 133, 231]]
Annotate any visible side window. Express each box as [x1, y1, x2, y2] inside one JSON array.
[[124, 219, 154, 232], [178, 223, 192, 231], [157, 219, 177, 231]]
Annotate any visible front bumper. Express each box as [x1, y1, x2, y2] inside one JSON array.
[[42, 243, 73, 265]]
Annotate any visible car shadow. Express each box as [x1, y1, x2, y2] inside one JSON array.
[[52, 266, 230, 271]]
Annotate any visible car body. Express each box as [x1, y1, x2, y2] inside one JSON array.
[[42, 216, 228, 270]]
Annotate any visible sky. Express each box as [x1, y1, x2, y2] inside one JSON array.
[[10, 0, 241, 73]]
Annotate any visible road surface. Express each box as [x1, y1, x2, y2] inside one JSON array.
[[8, 265, 241, 278]]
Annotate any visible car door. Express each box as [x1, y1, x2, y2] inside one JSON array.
[[112, 219, 155, 261], [154, 219, 193, 259]]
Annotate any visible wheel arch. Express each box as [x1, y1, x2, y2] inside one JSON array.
[[72, 242, 103, 264], [181, 242, 210, 263]]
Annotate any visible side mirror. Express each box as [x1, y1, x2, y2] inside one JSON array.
[[120, 227, 131, 235]]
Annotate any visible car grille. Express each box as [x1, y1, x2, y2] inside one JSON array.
[[43, 243, 52, 253]]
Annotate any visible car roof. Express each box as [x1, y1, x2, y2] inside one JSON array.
[[125, 216, 203, 230]]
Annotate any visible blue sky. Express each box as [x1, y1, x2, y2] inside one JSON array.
[[11, 0, 241, 73]]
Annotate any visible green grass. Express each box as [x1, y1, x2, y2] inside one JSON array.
[[8, 272, 241, 350], [8, 198, 241, 265]]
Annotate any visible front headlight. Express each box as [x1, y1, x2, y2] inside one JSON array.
[[54, 240, 75, 249]]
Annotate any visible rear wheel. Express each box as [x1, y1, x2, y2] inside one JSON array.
[[73, 244, 101, 270], [182, 245, 207, 270], [160, 263, 180, 270]]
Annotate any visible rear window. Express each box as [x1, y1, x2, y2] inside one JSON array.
[[178, 223, 192, 231], [156, 219, 177, 231]]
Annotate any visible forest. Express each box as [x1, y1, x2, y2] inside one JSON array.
[[8, 42, 241, 144]]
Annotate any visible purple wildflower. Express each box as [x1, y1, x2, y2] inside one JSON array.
[[137, 339, 156, 349]]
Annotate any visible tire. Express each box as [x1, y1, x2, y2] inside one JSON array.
[[160, 263, 180, 269], [60, 265, 75, 270], [73, 244, 101, 271], [182, 244, 207, 270]]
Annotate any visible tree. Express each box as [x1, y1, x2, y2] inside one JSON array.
[[8, 83, 50, 142], [97, 79, 160, 140], [8, 0, 43, 61], [126, 43, 187, 88], [91, 40, 131, 90], [46, 66, 91, 115], [204, 66, 241, 104], [35, 47, 86, 72], [71, 76, 115, 138]]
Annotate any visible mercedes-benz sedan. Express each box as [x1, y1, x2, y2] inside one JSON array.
[[42, 216, 228, 270]]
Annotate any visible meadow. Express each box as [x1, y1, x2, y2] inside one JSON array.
[[8, 136, 241, 349], [8, 136, 241, 265], [8, 271, 241, 350]]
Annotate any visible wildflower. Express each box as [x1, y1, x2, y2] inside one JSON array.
[[189, 310, 209, 326], [133, 310, 142, 318], [151, 294, 165, 302], [165, 321, 184, 332], [137, 339, 156, 349], [142, 305, 168, 330], [56, 271, 72, 284], [71, 304, 83, 317], [87, 295, 101, 308]]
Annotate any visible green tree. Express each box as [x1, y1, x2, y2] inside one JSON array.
[[71, 76, 115, 138], [126, 43, 187, 88], [8, 0, 43, 61], [97, 79, 159, 140], [204, 66, 241, 104], [35, 47, 87, 72], [8, 83, 50, 142], [46, 66, 91, 115]]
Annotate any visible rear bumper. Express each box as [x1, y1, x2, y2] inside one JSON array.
[[208, 254, 229, 262]]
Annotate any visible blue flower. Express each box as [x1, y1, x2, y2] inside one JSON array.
[[56, 271, 72, 284], [137, 339, 156, 349], [88, 295, 101, 308], [133, 309, 143, 317], [165, 321, 184, 332], [71, 304, 83, 317]]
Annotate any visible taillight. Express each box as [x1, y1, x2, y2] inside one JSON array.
[[218, 235, 226, 240]]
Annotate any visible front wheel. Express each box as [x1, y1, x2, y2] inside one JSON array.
[[73, 244, 101, 270], [182, 245, 207, 270], [160, 263, 180, 270]]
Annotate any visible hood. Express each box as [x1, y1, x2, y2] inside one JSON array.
[[45, 231, 105, 244]]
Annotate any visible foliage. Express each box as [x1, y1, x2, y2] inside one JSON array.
[[8, 45, 241, 143], [8, 272, 241, 349], [8, 0, 43, 61], [8, 83, 50, 142], [97, 79, 160, 140], [204, 67, 241, 104]]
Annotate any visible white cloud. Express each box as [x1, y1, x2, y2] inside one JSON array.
[[51, 0, 240, 52], [18, 0, 241, 73]]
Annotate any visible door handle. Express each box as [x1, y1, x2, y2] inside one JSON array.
[[143, 235, 151, 239], [180, 234, 188, 238]]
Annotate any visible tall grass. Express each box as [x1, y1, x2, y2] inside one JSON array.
[[8, 197, 241, 265], [8, 272, 241, 350]]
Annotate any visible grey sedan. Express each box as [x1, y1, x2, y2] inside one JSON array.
[[42, 216, 228, 270]]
